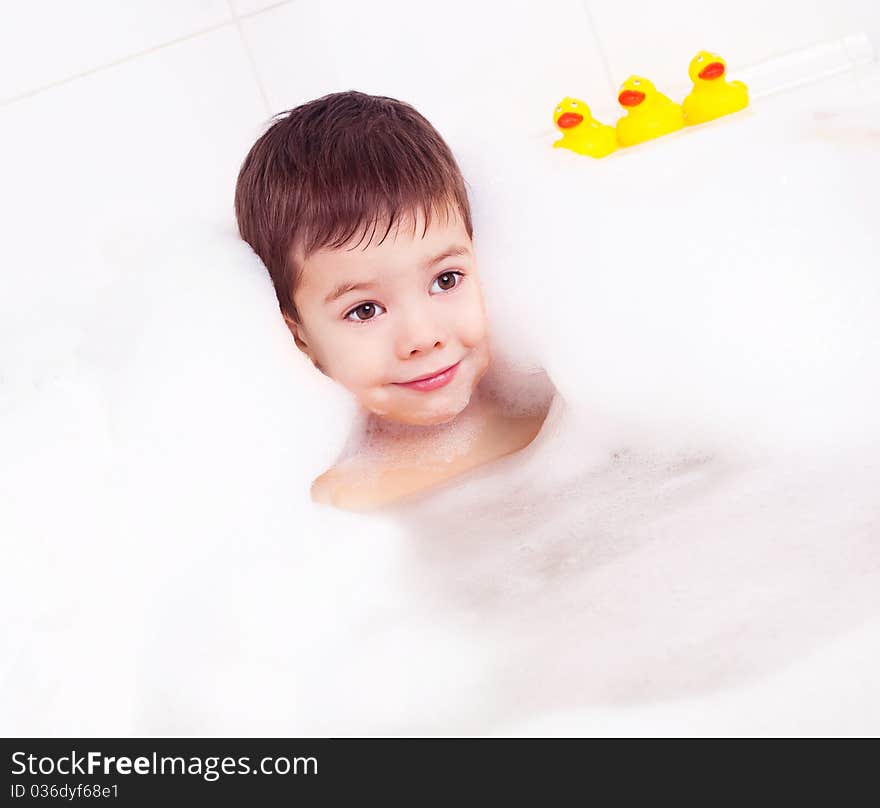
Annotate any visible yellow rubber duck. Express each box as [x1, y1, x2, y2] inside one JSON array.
[[615, 75, 684, 147], [552, 96, 618, 158], [682, 51, 749, 125]]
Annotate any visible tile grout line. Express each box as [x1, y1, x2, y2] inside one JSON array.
[[227, 0, 276, 117], [233, 0, 295, 19], [580, 0, 617, 96], [0, 1, 294, 110], [0, 18, 235, 108]]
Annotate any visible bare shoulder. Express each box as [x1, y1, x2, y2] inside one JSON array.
[[310, 459, 434, 511], [310, 466, 343, 506], [309, 461, 388, 510]]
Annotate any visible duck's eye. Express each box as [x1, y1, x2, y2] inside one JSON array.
[[344, 302, 386, 323], [555, 106, 562, 113], [633, 80, 641, 86], [571, 101, 578, 107], [697, 55, 704, 62]]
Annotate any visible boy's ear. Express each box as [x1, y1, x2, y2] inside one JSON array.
[[283, 313, 308, 351], [283, 313, 326, 375]]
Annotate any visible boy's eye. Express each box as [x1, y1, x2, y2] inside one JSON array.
[[431, 271, 463, 293], [343, 272, 463, 323], [344, 302, 386, 322]]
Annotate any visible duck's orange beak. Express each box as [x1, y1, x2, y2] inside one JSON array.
[[556, 112, 584, 129], [698, 61, 725, 80], [618, 89, 645, 107]]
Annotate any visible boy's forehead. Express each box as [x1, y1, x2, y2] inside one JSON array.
[[298, 206, 471, 289]]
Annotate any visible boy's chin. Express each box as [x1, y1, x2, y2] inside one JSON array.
[[365, 389, 472, 427], [378, 402, 465, 427], [406, 407, 462, 427]]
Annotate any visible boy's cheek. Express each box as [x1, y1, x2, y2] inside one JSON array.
[[325, 343, 386, 389], [456, 304, 491, 349]]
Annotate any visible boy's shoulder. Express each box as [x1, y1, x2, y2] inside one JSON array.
[[310, 466, 344, 506], [310, 458, 436, 511], [309, 461, 387, 510]]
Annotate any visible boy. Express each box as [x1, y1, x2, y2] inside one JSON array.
[[234, 91, 551, 510]]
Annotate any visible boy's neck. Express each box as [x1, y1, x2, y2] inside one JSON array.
[[358, 381, 500, 469]]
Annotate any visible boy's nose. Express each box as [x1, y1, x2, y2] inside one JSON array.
[[395, 309, 448, 359]]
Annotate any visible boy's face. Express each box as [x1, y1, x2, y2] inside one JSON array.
[[288, 206, 492, 426]]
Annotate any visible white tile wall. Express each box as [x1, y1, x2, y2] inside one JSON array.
[[0, 25, 266, 371], [228, 0, 287, 15], [237, 0, 341, 111], [0, 0, 233, 102], [240, 0, 613, 139]]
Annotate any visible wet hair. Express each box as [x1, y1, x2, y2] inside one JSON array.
[[234, 91, 473, 324]]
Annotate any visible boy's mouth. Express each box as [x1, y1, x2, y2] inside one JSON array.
[[394, 360, 461, 391]]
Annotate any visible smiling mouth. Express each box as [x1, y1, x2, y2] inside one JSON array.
[[398, 362, 459, 384], [393, 360, 462, 391]]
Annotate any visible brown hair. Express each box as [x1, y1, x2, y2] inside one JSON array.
[[234, 91, 473, 325]]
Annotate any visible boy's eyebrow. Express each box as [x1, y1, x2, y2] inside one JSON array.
[[424, 244, 471, 270], [324, 279, 378, 305], [323, 244, 472, 304]]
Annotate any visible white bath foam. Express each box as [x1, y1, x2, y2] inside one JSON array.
[[109, 222, 353, 468], [493, 610, 880, 737], [477, 348, 557, 419], [125, 424, 880, 736], [0, 373, 139, 736], [129, 505, 490, 736]]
